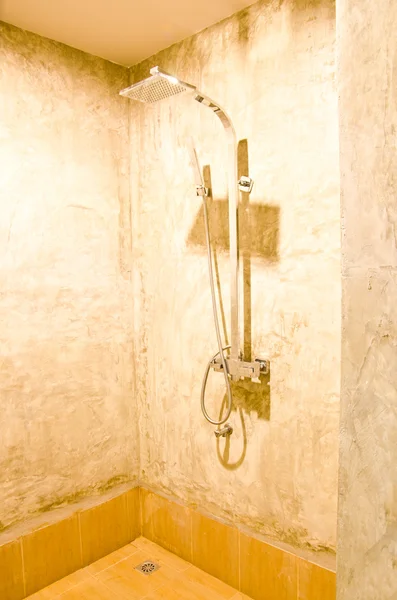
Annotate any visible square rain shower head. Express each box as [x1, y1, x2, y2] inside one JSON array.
[[120, 66, 196, 104]]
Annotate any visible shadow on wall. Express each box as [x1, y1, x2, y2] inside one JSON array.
[[187, 192, 280, 263], [187, 140, 280, 468]]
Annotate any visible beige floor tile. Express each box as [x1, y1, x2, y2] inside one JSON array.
[[182, 565, 237, 599], [25, 569, 92, 599], [142, 579, 206, 599], [87, 542, 139, 574], [95, 550, 181, 599], [240, 534, 297, 600], [143, 567, 238, 600], [141, 491, 192, 563], [134, 536, 191, 571], [79, 493, 133, 566], [59, 577, 123, 599], [0, 540, 24, 600], [23, 515, 82, 597], [298, 558, 336, 600], [25, 590, 58, 600], [43, 569, 93, 595], [191, 512, 239, 589]]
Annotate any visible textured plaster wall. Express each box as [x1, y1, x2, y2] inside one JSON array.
[[0, 22, 138, 530], [337, 0, 397, 597], [130, 0, 340, 551]]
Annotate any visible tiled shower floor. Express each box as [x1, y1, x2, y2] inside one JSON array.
[[27, 536, 252, 599]]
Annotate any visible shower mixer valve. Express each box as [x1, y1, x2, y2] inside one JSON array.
[[211, 356, 269, 381]]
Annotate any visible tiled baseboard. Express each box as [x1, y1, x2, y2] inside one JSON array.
[[0, 484, 336, 600], [140, 487, 336, 600], [0, 484, 140, 599]]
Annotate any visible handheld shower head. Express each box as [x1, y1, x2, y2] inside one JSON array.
[[119, 66, 196, 104]]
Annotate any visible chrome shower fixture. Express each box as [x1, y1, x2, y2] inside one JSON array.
[[120, 67, 268, 429], [120, 67, 196, 103], [215, 424, 233, 438]]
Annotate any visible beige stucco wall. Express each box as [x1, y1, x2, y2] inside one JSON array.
[[337, 0, 397, 597], [130, 0, 340, 552], [0, 22, 138, 530]]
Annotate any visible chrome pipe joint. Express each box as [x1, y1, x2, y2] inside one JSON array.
[[214, 423, 233, 438]]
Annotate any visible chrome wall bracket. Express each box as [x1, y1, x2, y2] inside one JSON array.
[[238, 176, 254, 193], [211, 355, 269, 381], [196, 184, 209, 197]]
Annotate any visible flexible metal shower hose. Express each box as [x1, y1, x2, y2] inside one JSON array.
[[200, 197, 233, 425]]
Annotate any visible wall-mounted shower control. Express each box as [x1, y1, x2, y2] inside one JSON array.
[[211, 355, 269, 381]]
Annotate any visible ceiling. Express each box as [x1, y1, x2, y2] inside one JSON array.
[[0, 0, 254, 66]]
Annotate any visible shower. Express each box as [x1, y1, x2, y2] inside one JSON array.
[[120, 66, 268, 433]]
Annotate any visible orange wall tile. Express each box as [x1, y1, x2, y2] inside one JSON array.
[[79, 488, 139, 566], [192, 511, 239, 589], [298, 558, 336, 600], [22, 515, 82, 597], [0, 540, 24, 600], [240, 533, 297, 600], [140, 489, 192, 562]]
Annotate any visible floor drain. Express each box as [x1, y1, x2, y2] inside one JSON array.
[[135, 560, 160, 575]]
